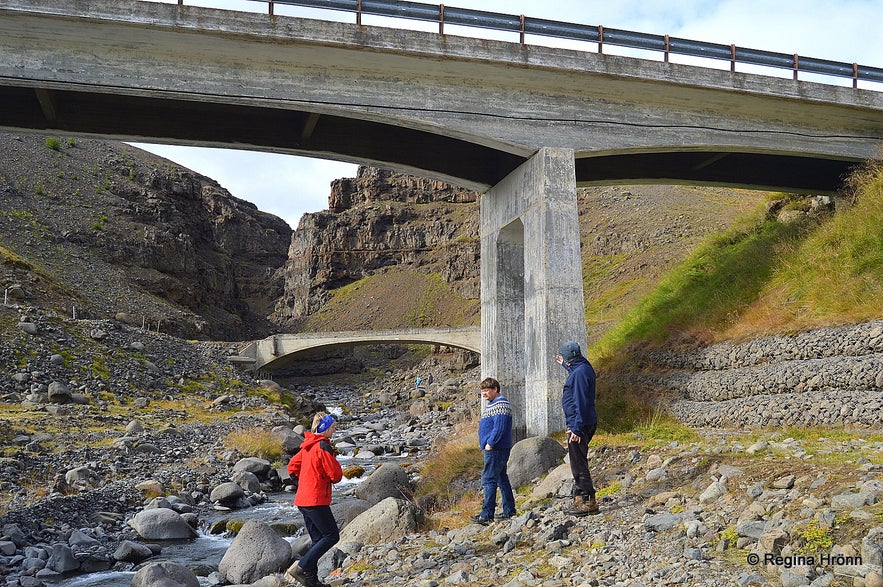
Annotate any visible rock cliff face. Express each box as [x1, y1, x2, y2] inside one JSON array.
[[275, 166, 480, 326], [0, 134, 291, 340]]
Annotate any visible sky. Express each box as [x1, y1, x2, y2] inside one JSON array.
[[133, 0, 883, 229]]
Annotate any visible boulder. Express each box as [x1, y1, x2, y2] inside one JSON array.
[[233, 457, 272, 479], [47, 543, 79, 573], [131, 561, 199, 587], [529, 463, 573, 499], [128, 508, 198, 540], [217, 520, 291, 584], [113, 540, 155, 563], [47, 381, 72, 404], [338, 497, 424, 545], [210, 481, 247, 508], [354, 463, 413, 505], [862, 527, 883, 567], [507, 436, 566, 490], [232, 470, 262, 494]]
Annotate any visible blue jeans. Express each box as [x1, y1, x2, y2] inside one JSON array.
[[480, 447, 516, 519], [297, 505, 340, 580]]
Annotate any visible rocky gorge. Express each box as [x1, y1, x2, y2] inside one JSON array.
[[2, 301, 882, 587], [1, 133, 882, 587]]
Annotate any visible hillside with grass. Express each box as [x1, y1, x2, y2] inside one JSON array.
[[591, 162, 883, 365]]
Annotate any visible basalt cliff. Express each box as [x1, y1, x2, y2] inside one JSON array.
[[0, 134, 291, 340]]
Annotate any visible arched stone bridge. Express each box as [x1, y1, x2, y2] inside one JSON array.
[[232, 327, 480, 372]]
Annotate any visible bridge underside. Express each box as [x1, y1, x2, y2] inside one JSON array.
[[0, 85, 526, 191], [0, 85, 864, 195], [577, 152, 859, 194]]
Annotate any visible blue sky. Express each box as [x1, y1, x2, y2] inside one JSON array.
[[134, 0, 883, 228]]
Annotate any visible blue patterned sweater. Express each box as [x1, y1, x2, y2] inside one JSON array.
[[478, 395, 513, 450]]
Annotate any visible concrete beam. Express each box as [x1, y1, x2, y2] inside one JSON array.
[[482, 148, 585, 439]]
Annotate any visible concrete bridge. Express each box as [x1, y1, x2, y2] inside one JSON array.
[[2, 0, 882, 437], [233, 327, 480, 371]]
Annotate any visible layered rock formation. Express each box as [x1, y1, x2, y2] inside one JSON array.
[[275, 166, 480, 326], [0, 134, 291, 339]]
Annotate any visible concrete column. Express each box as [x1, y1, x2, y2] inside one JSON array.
[[481, 148, 586, 439]]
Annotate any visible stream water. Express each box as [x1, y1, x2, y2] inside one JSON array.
[[51, 413, 408, 587]]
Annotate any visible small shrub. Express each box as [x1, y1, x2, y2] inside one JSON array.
[[717, 526, 739, 547], [597, 481, 622, 498], [45, 137, 61, 151], [224, 428, 284, 461], [793, 521, 833, 554]]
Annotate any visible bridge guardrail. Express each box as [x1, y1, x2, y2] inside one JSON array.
[[196, 0, 883, 89]]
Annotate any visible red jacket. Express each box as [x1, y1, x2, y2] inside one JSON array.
[[287, 431, 343, 507]]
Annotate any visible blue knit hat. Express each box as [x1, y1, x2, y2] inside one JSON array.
[[558, 341, 581, 362], [316, 414, 335, 433]]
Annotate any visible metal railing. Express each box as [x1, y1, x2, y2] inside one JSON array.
[[167, 0, 883, 89]]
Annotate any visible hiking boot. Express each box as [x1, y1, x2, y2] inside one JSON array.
[[284, 564, 311, 586], [565, 495, 600, 517], [469, 514, 492, 525]]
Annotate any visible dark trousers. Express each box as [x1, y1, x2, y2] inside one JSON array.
[[568, 424, 597, 499], [297, 505, 340, 579]]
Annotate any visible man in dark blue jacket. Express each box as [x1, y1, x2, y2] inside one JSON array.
[[557, 341, 600, 516], [471, 377, 516, 524]]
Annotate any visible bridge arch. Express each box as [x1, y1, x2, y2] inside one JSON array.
[[237, 327, 481, 372]]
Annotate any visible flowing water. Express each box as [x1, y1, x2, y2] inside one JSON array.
[[51, 431, 407, 586]]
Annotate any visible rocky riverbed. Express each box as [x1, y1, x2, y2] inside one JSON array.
[[2, 305, 883, 587]]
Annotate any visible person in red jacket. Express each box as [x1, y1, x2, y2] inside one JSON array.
[[284, 412, 343, 587]]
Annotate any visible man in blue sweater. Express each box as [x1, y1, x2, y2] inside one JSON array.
[[471, 377, 516, 525], [557, 341, 600, 517]]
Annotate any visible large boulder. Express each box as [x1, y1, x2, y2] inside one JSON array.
[[275, 426, 304, 455], [113, 540, 155, 564], [131, 561, 199, 587], [232, 470, 262, 494], [507, 436, 566, 489], [218, 520, 292, 584], [338, 497, 424, 545], [354, 463, 413, 505], [233, 457, 272, 479], [332, 499, 372, 527], [127, 508, 198, 540], [529, 463, 573, 500], [47, 381, 72, 404], [210, 481, 248, 508]]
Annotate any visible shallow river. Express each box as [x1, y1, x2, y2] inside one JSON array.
[[52, 434, 401, 586]]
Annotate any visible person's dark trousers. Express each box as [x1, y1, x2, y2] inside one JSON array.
[[568, 424, 597, 499], [297, 505, 340, 580], [480, 447, 516, 519]]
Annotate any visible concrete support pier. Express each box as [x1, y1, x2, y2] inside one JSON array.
[[481, 148, 588, 439]]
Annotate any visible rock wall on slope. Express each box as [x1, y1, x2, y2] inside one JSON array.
[[0, 134, 291, 340], [274, 166, 480, 326]]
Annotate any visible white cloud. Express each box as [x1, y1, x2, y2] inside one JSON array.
[[134, 0, 883, 227]]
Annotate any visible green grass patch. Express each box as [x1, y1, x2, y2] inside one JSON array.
[[592, 202, 808, 359], [758, 164, 883, 326], [0, 245, 33, 270]]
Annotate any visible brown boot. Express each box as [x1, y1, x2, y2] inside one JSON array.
[[565, 496, 587, 517], [566, 495, 600, 517]]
